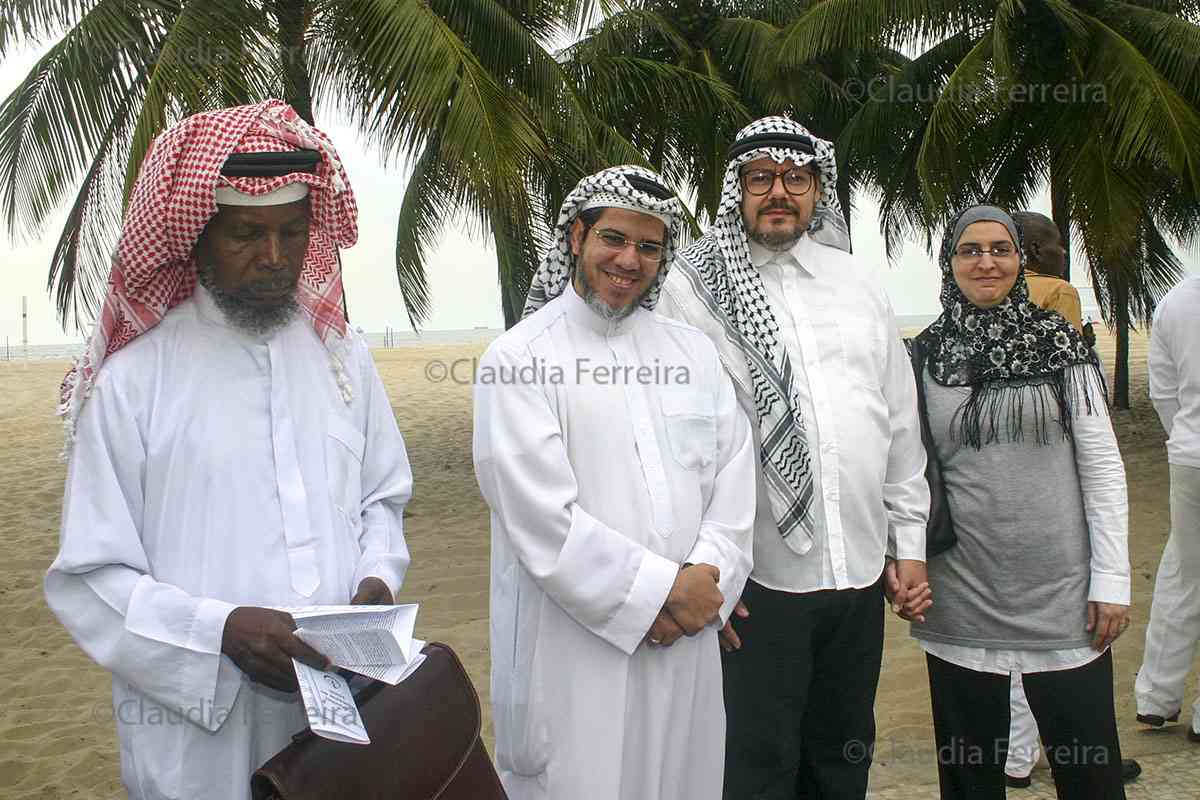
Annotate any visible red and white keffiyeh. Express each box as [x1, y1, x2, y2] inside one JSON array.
[[60, 100, 359, 443]]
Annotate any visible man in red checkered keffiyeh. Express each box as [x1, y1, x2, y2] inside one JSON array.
[[45, 102, 415, 800], [61, 99, 359, 438]]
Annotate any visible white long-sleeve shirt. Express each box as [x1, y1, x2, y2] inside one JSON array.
[[746, 239, 929, 590], [45, 286, 412, 800], [475, 283, 756, 800], [690, 237, 930, 592], [1149, 274, 1200, 468]]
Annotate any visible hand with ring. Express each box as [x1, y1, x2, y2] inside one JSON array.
[[645, 608, 685, 648]]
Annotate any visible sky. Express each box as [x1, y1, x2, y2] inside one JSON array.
[[2, 46, 1196, 347]]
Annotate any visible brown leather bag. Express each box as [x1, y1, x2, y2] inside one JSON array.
[[251, 642, 507, 800]]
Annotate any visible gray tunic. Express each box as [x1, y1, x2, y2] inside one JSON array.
[[912, 372, 1092, 650]]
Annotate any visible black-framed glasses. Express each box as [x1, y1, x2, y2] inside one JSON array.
[[954, 243, 1016, 260], [739, 167, 816, 197], [590, 227, 665, 263]]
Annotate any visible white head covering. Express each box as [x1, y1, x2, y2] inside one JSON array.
[[522, 165, 683, 317], [669, 116, 852, 553]]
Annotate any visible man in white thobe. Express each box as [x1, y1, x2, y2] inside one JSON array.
[[45, 102, 412, 800], [1136, 273, 1200, 739], [477, 166, 757, 800]]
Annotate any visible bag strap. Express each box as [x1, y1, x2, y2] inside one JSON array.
[[906, 337, 938, 464]]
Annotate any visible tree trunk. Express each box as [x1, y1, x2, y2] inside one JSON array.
[[273, 0, 314, 124], [501, 287, 521, 330], [1112, 273, 1130, 409], [1050, 166, 1071, 281]]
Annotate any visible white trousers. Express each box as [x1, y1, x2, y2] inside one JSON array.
[[1136, 463, 1200, 731], [1006, 671, 1042, 778]]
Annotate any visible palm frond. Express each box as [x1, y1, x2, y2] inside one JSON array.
[[123, 2, 279, 198], [1078, 12, 1200, 193], [915, 32, 997, 211], [0, 0, 111, 52], [776, 0, 984, 66], [0, 0, 161, 238], [48, 69, 148, 328], [393, 136, 462, 328], [1099, 2, 1200, 107], [308, 0, 547, 193]]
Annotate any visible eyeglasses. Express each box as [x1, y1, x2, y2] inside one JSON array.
[[954, 243, 1016, 260], [590, 227, 665, 263], [739, 167, 816, 197]]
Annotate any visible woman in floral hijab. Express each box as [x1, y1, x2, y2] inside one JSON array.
[[908, 205, 1132, 800], [914, 204, 1102, 446]]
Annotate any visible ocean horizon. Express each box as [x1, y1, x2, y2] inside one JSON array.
[[0, 302, 1106, 361]]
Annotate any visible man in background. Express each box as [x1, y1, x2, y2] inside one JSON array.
[[1135, 272, 1200, 742]]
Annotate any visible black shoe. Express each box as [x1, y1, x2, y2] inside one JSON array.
[[1137, 710, 1180, 727], [1188, 728, 1200, 743], [1121, 758, 1142, 783], [1005, 774, 1032, 789]]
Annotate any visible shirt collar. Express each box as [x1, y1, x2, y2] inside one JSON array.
[[748, 235, 815, 277]]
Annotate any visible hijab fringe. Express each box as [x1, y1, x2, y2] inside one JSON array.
[[949, 358, 1105, 449]]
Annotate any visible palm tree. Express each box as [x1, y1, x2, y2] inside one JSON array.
[[0, 0, 746, 331], [777, 0, 1200, 407], [559, 0, 905, 234]]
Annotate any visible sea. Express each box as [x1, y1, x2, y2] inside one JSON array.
[[0, 304, 1105, 362]]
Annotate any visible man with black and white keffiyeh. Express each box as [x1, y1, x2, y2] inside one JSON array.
[[659, 117, 931, 798], [476, 165, 757, 800]]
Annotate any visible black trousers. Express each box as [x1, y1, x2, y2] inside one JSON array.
[[926, 650, 1126, 800], [722, 578, 884, 800]]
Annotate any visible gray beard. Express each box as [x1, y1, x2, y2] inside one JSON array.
[[575, 267, 643, 322], [197, 263, 300, 337]]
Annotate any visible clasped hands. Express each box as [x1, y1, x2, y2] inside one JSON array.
[[219, 576, 393, 691], [884, 558, 932, 623], [645, 564, 723, 648]]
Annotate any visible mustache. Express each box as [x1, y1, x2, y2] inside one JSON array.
[[758, 199, 797, 216], [240, 274, 299, 294]]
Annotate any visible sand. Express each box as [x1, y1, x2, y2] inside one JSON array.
[[0, 328, 1192, 798]]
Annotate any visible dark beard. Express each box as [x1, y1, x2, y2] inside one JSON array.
[[197, 262, 300, 337], [748, 200, 805, 251]]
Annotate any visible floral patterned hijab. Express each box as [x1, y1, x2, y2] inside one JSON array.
[[915, 204, 1102, 448]]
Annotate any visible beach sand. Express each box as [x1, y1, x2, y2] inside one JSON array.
[[0, 328, 1192, 797]]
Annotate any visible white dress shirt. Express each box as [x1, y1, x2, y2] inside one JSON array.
[[1149, 274, 1200, 467], [45, 286, 413, 800], [476, 283, 756, 800], [745, 237, 929, 592]]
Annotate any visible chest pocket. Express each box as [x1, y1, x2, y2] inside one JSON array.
[[660, 391, 717, 471], [326, 413, 365, 524], [836, 313, 886, 391]]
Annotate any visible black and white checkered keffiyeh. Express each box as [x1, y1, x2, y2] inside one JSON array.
[[523, 165, 683, 317], [669, 116, 850, 553]]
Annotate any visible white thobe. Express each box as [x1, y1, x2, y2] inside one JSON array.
[[45, 287, 413, 800], [1138, 274, 1200, 731], [474, 283, 756, 800]]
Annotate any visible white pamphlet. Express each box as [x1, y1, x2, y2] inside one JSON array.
[[281, 604, 426, 743]]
